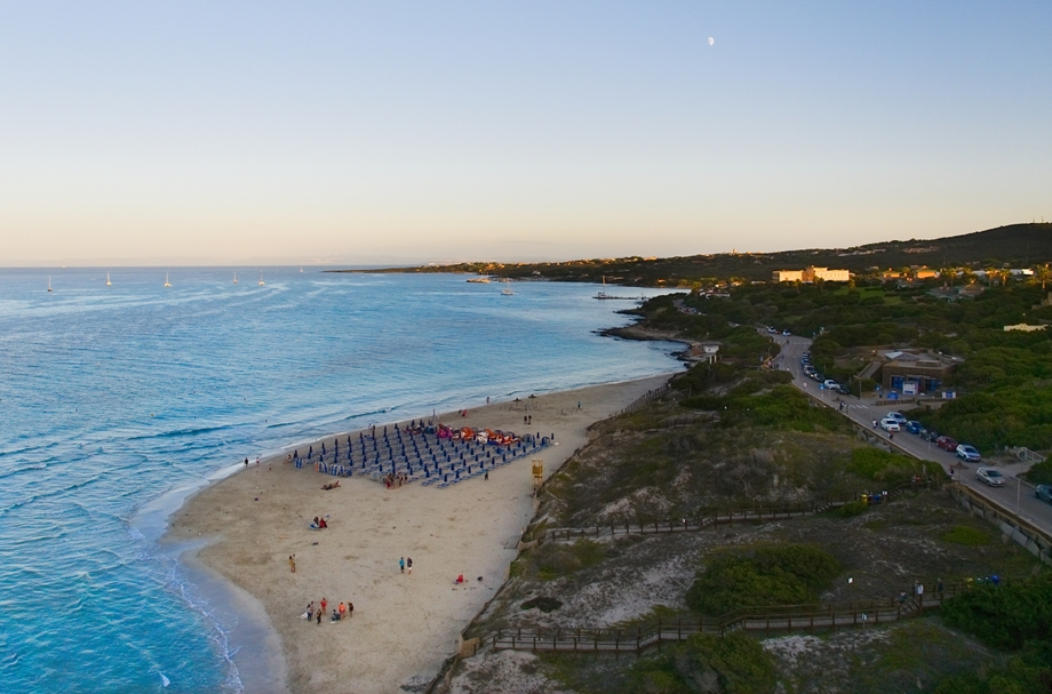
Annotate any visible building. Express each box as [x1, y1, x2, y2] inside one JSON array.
[[877, 350, 958, 394], [771, 266, 850, 283]]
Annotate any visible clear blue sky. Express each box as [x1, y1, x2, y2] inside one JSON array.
[[1, 1, 1049, 266]]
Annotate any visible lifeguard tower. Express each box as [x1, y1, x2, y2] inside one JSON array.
[[531, 460, 544, 493]]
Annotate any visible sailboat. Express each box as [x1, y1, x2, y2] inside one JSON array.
[[106, 272, 112, 286], [258, 270, 265, 286], [47, 275, 53, 292], [501, 278, 514, 296], [233, 271, 238, 285], [164, 272, 171, 288]]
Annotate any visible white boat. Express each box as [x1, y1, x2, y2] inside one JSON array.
[[233, 271, 238, 285], [258, 270, 265, 286], [164, 272, 171, 288], [47, 275, 52, 292], [501, 278, 514, 295], [106, 272, 111, 287]]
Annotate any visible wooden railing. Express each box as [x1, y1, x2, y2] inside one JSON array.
[[491, 581, 974, 655]]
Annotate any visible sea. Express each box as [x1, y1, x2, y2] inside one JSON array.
[[0, 268, 681, 694]]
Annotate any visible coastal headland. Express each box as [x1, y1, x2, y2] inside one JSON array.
[[166, 374, 672, 694]]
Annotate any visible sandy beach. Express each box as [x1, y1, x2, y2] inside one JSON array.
[[165, 374, 673, 694]]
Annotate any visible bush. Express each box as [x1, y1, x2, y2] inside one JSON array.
[[941, 573, 1052, 651], [629, 632, 776, 694], [685, 543, 841, 615], [835, 500, 868, 517], [846, 447, 922, 485]]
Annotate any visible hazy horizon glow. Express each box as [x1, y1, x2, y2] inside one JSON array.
[[2, 1, 1050, 266]]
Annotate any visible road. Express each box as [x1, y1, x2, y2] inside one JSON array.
[[773, 334, 1052, 532]]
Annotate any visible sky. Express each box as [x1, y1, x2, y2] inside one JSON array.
[[1, 1, 1050, 266]]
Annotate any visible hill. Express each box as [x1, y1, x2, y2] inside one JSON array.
[[337, 222, 1052, 286]]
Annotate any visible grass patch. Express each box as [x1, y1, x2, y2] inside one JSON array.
[[686, 543, 841, 615], [534, 539, 607, 581], [629, 632, 776, 694], [941, 525, 991, 546]]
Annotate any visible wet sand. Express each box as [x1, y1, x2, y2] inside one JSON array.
[[165, 374, 672, 694]]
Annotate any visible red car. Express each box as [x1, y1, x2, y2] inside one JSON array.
[[936, 436, 958, 452]]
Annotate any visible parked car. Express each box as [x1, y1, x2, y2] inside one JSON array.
[[936, 436, 958, 451], [836, 384, 852, 395], [905, 421, 923, 435], [782, 330, 791, 336], [975, 467, 1004, 487], [1035, 485, 1052, 504], [822, 379, 839, 390], [803, 365, 817, 376], [956, 444, 982, 462], [880, 417, 901, 432], [884, 412, 907, 425]]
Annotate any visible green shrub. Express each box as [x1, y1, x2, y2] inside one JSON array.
[[685, 543, 841, 615], [846, 447, 922, 485], [629, 632, 776, 694], [941, 573, 1052, 650], [835, 500, 868, 517], [940, 526, 991, 546]]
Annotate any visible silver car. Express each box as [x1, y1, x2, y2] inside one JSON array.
[[976, 467, 1005, 487]]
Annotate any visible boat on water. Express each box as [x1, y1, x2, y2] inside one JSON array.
[[501, 278, 514, 295], [594, 275, 644, 301], [164, 272, 171, 288], [233, 271, 238, 285], [47, 275, 52, 292], [106, 272, 111, 286], [258, 270, 265, 286]]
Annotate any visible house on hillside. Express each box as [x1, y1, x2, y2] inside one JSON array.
[[771, 266, 851, 283], [928, 285, 985, 301]]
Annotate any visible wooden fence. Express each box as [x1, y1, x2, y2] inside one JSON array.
[[541, 502, 839, 542], [491, 581, 973, 655]]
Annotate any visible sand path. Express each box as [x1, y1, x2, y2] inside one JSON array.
[[166, 374, 672, 694]]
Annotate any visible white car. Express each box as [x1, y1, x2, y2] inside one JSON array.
[[975, 467, 1004, 487], [884, 412, 907, 424], [822, 379, 839, 390], [880, 417, 901, 432]]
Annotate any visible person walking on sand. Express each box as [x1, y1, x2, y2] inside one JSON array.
[[316, 609, 323, 625], [399, 557, 405, 574], [320, 597, 327, 615], [407, 557, 413, 575], [347, 601, 354, 618], [306, 602, 313, 621], [288, 554, 296, 573], [338, 602, 347, 620]]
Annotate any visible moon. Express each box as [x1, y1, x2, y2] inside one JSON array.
[[708, 36, 715, 46]]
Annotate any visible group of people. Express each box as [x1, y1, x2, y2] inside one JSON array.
[[399, 556, 414, 574], [383, 472, 409, 489], [321, 481, 341, 490], [305, 597, 353, 624], [310, 516, 328, 529]]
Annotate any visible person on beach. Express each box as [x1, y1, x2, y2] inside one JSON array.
[[399, 557, 405, 573], [347, 601, 354, 618], [306, 602, 313, 621], [288, 554, 296, 573], [316, 610, 322, 625], [407, 557, 413, 575], [244, 457, 249, 467], [338, 602, 347, 620], [320, 597, 327, 615]]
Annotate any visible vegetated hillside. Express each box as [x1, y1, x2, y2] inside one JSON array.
[[450, 356, 1046, 693], [338, 222, 1052, 286]]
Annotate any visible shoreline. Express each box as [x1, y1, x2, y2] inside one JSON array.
[[163, 373, 675, 694]]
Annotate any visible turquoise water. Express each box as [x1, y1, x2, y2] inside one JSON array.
[[0, 268, 680, 693]]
